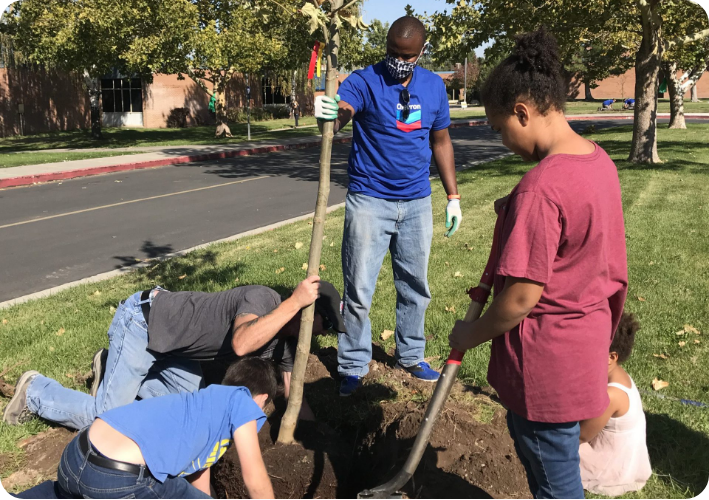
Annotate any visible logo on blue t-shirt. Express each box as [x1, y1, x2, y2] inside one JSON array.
[[396, 103, 422, 132]]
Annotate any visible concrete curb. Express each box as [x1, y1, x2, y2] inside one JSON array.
[[0, 136, 352, 189], [2, 113, 707, 190], [0, 202, 347, 310]]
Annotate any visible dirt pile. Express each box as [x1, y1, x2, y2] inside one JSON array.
[[211, 348, 530, 499]]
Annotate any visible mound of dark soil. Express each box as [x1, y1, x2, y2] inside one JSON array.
[[211, 347, 530, 499]]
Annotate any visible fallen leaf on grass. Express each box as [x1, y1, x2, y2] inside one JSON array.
[[323, 235, 327, 241], [676, 330, 685, 336], [275, 267, 285, 274], [637, 296, 646, 302], [445, 306, 456, 313], [684, 324, 701, 335], [295, 242, 304, 249], [109, 306, 116, 314], [234, 278, 239, 283], [381, 329, 394, 340], [273, 249, 278, 253], [653, 353, 669, 359], [319, 264, 326, 271], [302, 263, 308, 270], [678, 341, 686, 347], [694, 339, 701, 344], [330, 242, 334, 247], [1, 319, 7, 325], [49, 347, 55, 352], [454, 271, 463, 278], [93, 290, 101, 296], [652, 378, 669, 391], [649, 261, 654, 265], [445, 261, 450, 267], [56, 328, 65, 336], [178, 275, 187, 280]]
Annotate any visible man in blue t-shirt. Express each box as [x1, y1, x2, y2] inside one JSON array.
[[17, 358, 278, 499], [623, 98, 635, 109], [601, 98, 615, 110], [314, 16, 461, 396]]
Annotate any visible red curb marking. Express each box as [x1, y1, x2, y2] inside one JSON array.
[[2, 115, 707, 189]]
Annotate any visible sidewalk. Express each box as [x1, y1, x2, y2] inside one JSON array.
[[2, 113, 708, 189]]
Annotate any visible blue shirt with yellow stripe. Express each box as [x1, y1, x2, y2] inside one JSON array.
[[99, 385, 266, 482]]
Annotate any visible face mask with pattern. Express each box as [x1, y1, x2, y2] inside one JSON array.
[[385, 43, 426, 80]]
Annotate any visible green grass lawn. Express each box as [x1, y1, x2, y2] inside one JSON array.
[[0, 151, 141, 169], [1, 124, 708, 498]]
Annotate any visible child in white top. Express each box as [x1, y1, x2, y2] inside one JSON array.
[[579, 312, 652, 496]]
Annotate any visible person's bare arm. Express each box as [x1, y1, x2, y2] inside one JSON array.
[[430, 128, 458, 196], [187, 468, 211, 496], [233, 421, 274, 499], [231, 276, 320, 356], [318, 100, 356, 135], [449, 276, 544, 352], [579, 387, 628, 444]]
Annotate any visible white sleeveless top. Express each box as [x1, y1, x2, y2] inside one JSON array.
[[579, 378, 652, 496]]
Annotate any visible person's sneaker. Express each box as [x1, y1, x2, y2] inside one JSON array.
[[90, 348, 108, 398], [339, 376, 362, 397], [2, 370, 40, 425], [398, 361, 440, 382]]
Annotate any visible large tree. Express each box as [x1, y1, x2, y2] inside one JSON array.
[[5, 0, 196, 138], [629, 0, 709, 162]]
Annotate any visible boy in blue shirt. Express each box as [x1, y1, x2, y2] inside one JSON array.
[[601, 98, 615, 110], [314, 16, 461, 395], [623, 98, 635, 109], [17, 358, 278, 499]]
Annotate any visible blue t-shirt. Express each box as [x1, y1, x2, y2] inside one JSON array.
[[99, 385, 265, 482], [338, 61, 451, 200], [602, 99, 614, 106], [625, 98, 635, 105]]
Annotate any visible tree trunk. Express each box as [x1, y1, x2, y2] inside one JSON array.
[[277, 0, 343, 445], [629, 0, 661, 164], [666, 61, 686, 129], [83, 70, 102, 139], [214, 76, 232, 137], [584, 79, 594, 101], [691, 84, 699, 102]]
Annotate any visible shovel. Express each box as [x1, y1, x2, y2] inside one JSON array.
[[358, 211, 504, 499]]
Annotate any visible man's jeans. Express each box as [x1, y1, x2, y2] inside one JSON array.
[[338, 192, 433, 378], [26, 291, 203, 430], [507, 411, 585, 499], [55, 432, 211, 499]]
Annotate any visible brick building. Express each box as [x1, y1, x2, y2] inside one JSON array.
[[1, 65, 707, 137]]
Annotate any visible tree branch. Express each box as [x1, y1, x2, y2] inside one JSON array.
[[332, 0, 360, 15], [186, 67, 213, 96], [664, 28, 709, 50]]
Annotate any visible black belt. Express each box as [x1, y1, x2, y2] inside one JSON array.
[[140, 289, 151, 325], [79, 430, 148, 476]]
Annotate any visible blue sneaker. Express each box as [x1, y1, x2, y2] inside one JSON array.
[[398, 361, 440, 382], [339, 376, 362, 397]]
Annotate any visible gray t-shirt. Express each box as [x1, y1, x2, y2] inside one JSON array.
[[147, 286, 281, 359]]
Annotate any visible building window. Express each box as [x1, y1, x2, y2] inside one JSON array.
[[101, 78, 143, 113], [261, 77, 287, 105]]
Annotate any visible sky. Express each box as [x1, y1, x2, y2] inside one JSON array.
[[361, 0, 487, 57]]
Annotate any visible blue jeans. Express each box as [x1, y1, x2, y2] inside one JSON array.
[[26, 291, 203, 430], [506, 411, 584, 499], [55, 432, 211, 499], [338, 192, 433, 377]]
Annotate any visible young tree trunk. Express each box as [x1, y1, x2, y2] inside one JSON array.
[[277, 0, 343, 445], [691, 84, 699, 102], [629, 0, 661, 164], [666, 61, 686, 129], [214, 76, 232, 138], [83, 70, 103, 139]]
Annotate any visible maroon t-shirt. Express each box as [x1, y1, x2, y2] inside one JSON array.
[[488, 143, 628, 423]]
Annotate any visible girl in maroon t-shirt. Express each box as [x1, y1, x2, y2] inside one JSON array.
[[449, 28, 628, 499]]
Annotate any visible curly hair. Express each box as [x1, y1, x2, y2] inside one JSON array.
[[611, 312, 640, 364], [480, 27, 567, 117]]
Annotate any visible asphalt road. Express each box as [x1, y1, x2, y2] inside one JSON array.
[[0, 120, 644, 302]]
